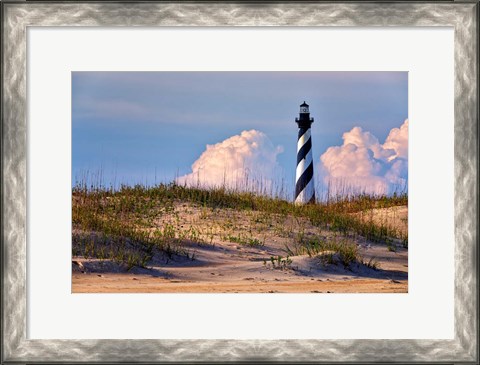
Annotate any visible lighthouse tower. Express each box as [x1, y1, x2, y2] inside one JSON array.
[[295, 101, 315, 205]]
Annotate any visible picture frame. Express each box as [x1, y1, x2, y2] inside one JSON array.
[[2, 1, 478, 363]]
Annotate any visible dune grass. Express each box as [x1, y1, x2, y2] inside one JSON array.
[[72, 182, 407, 270]]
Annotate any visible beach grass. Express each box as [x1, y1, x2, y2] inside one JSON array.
[[72, 181, 407, 270]]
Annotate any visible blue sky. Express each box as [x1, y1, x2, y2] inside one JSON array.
[[72, 72, 408, 194]]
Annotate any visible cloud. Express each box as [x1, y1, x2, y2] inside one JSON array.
[[383, 119, 409, 160], [176, 130, 284, 193], [319, 119, 408, 196]]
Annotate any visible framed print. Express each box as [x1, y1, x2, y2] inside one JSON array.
[[2, 1, 478, 363], [70, 70, 409, 295]]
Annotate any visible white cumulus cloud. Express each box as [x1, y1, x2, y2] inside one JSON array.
[[319, 119, 408, 196], [176, 130, 284, 193], [383, 119, 409, 160]]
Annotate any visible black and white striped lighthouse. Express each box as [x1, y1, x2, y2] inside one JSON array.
[[295, 101, 315, 205]]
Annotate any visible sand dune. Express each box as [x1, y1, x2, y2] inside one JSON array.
[[73, 203, 407, 293]]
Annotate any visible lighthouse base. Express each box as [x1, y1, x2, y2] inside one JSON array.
[[294, 196, 316, 205], [294, 184, 316, 205]]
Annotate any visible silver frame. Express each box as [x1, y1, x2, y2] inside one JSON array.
[[2, 1, 478, 363]]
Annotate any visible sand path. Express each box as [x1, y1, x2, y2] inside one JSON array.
[[73, 274, 407, 293]]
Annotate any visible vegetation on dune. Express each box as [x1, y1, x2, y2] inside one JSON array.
[[72, 182, 407, 270], [284, 237, 379, 270]]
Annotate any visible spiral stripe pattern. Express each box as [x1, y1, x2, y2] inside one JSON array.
[[295, 127, 315, 204]]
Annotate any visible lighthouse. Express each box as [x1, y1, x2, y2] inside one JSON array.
[[295, 101, 315, 205]]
